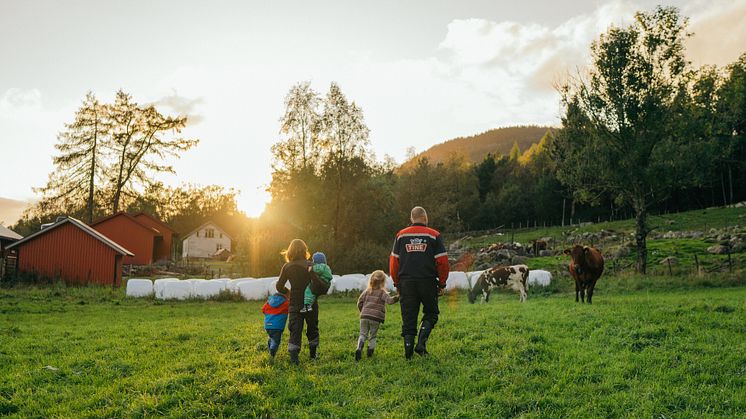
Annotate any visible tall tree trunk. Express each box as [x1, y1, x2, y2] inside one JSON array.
[[634, 203, 648, 274], [728, 164, 733, 207], [721, 170, 728, 207], [87, 110, 97, 223]]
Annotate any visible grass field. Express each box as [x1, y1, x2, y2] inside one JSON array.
[[2, 275, 746, 417]]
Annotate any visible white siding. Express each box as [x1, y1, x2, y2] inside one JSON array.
[[182, 222, 232, 258]]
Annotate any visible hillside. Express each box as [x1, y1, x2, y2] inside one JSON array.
[[401, 125, 551, 169], [0, 197, 29, 225]]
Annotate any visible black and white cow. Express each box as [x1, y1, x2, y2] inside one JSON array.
[[468, 264, 529, 303]]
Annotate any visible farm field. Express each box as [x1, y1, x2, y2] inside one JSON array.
[[2, 277, 746, 417]]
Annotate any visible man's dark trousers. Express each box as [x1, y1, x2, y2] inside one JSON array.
[[399, 278, 439, 337]]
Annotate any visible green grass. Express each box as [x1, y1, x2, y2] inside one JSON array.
[[2, 277, 746, 417]]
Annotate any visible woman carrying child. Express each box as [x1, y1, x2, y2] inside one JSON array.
[[355, 270, 399, 360], [276, 239, 328, 364]]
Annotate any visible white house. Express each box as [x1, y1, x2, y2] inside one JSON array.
[[182, 221, 232, 259]]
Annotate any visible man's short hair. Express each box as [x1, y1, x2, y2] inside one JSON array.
[[410, 206, 427, 222]]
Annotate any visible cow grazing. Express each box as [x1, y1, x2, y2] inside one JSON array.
[[468, 264, 529, 303], [564, 245, 604, 304]]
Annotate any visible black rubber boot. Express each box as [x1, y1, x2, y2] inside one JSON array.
[[404, 335, 415, 360], [367, 348, 374, 358], [309, 345, 318, 360], [269, 348, 277, 358], [289, 349, 300, 365], [415, 321, 433, 356]]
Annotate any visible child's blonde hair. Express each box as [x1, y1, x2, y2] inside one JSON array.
[[368, 270, 387, 290]]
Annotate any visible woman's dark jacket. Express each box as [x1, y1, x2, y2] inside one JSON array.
[[276, 259, 325, 312]]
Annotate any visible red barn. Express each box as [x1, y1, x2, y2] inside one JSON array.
[[91, 213, 161, 265], [132, 212, 177, 262], [6, 216, 133, 286]]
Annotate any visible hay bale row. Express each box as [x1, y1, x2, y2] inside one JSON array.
[[126, 270, 552, 301]]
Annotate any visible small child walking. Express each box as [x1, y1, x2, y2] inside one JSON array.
[[262, 292, 289, 357], [301, 252, 333, 313], [356, 270, 399, 360]]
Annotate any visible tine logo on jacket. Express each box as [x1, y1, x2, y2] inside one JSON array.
[[405, 238, 428, 252]]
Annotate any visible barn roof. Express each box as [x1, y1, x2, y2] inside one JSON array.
[[183, 220, 232, 240], [0, 224, 23, 241], [91, 212, 161, 236], [133, 212, 177, 233], [7, 216, 134, 256]]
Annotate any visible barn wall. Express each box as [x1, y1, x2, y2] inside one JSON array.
[[92, 217, 154, 265], [134, 214, 173, 262], [16, 223, 121, 285]]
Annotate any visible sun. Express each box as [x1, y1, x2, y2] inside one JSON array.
[[237, 189, 271, 218]]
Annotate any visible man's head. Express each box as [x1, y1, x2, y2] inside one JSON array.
[[410, 206, 428, 225]]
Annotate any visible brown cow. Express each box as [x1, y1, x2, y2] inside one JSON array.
[[564, 245, 604, 304]]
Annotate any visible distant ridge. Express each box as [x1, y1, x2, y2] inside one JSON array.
[[0, 197, 30, 225], [401, 125, 551, 169]]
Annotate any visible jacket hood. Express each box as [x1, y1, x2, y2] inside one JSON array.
[[267, 293, 287, 307]]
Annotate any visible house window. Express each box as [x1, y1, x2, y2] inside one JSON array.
[[220, 232, 223, 238], [205, 228, 214, 238], [196, 231, 199, 237], [216, 243, 223, 251]]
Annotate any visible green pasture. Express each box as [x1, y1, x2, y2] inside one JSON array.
[[2, 274, 746, 417]]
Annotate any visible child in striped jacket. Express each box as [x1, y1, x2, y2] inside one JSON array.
[[355, 270, 399, 360]]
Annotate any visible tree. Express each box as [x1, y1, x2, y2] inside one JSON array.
[[509, 141, 521, 161], [108, 90, 198, 213], [35, 92, 108, 223], [552, 6, 708, 273], [274, 82, 321, 171], [474, 153, 497, 203], [716, 53, 746, 206], [318, 82, 371, 239]]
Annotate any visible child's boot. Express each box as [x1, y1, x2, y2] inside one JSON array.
[[309, 345, 318, 360], [367, 348, 374, 358], [289, 349, 300, 365], [355, 340, 363, 361]]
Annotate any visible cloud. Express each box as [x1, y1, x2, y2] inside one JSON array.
[[153, 91, 205, 125], [0, 88, 43, 116], [685, 0, 746, 67]]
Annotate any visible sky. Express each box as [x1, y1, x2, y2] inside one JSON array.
[[1, 0, 744, 219]]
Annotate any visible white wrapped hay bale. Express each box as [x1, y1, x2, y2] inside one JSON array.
[[211, 278, 231, 286], [446, 271, 470, 291], [238, 280, 270, 301], [126, 279, 153, 297], [333, 274, 367, 292], [227, 277, 254, 293], [327, 275, 342, 294], [528, 270, 552, 287], [466, 271, 485, 290], [193, 280, 227, 298], [154, 278, 179, 299], [162, 280, 193, 300], [256, 277, 281, 295]]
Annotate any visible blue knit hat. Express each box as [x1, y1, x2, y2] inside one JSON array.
[[312, 252, 326, 264]]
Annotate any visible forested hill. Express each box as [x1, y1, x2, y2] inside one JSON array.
[[400, 125, 552, 169]]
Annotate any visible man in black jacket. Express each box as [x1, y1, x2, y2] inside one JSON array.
[[389, 207, 450, 359]]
